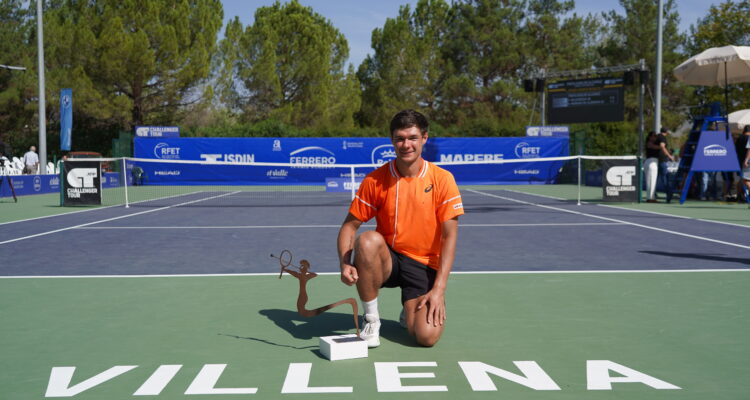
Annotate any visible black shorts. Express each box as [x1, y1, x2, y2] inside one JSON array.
[[382, 247, 437, 304]]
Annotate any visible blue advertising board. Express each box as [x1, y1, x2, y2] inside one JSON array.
[[0, 174, 61, 198], [133, 137, 569, 185], [690, 130, 741, 171]]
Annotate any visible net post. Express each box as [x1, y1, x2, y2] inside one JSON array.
[[577, 156, 582, 206], [350, 165, 356, 200], [122, 157, 130, 208]]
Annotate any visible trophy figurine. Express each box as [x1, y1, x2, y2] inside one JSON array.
[[272, 250, 367, 360]]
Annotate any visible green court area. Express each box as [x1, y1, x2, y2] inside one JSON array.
[[2, 272, 748, 399]]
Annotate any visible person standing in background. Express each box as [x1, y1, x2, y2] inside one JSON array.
[[656, 128, 676, 203], [22, 145, 39, 174], [644, 131, 660, 202]]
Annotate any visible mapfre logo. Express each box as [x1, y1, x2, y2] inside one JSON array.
[[514, 142, 541, 159], [703, 144, 727, 157], [371, 144, 396, 165], [606, 166, 636, 186], [67, 168, 98, 188], [154, 143, 181, 159]]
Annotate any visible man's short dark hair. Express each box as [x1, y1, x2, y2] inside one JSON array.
[[659, 127, 668, 134], [390, 109, 429, 136]]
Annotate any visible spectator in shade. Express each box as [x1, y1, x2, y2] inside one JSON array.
[[656, 128, 676, 203], [644, 131, 660, 202]]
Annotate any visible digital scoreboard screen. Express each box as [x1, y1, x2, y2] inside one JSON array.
[[546, 77, 624, 124]]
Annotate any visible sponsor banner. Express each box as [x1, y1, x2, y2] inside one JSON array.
[[0, 174, 60, 198], [133, 137, 568, 185], [602, 159, 639, 202], [525, 126, 569, 137], [690, 130, 741, 171], [134, 126, 181, 138], [325, 178, 362, 192], [60, 88, 72, 151], [62, 161, 102, 206]]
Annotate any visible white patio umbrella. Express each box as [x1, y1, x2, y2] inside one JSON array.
[[728, 109, 750, 133], [673, 45, 750, 115]]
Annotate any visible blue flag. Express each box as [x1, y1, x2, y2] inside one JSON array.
[[60, 88, 72, 151]]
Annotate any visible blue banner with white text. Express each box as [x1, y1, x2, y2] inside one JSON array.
[[133, 137, 569, 185], [60, 88, 72, 151]]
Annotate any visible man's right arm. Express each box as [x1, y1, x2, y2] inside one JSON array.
[[337, 213, 362, 286]]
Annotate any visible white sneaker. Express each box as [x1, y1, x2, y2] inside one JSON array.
[[399, 308, 407, 329], [360, 314, 381, 348]]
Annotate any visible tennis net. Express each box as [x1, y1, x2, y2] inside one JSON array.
[[63, 155, 637, 208]]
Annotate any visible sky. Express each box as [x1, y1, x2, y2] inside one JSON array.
[[220, 0, 715, 69]]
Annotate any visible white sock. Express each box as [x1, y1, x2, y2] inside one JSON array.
[[363, 298, 379, 319]]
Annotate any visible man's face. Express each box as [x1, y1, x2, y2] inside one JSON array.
[[391, 126, 427, 164]]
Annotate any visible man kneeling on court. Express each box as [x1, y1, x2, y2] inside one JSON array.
[[337, 109, 463, 348]]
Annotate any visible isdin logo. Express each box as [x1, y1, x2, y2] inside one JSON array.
[[67, 168, 98, 188]]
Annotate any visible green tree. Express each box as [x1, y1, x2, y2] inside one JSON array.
[[0, 0, 36, 155], [40, 0, 223, 153], [685, 0, 750, 115], [218, 0, 360, 131], [357, 0, 451, 128], [597, 0, 686, 136]]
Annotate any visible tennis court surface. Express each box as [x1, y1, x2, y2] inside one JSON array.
[[1, 185, 748, 399]]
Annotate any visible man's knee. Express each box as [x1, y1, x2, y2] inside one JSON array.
[[354, 231, 386, 261], [415, 328, 442, 347]]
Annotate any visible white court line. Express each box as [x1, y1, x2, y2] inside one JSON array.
[[73, 222, 624, 230], [467, 189, 750, 251], [0, 192, 241, 246], [0, 191, 208, 226], [498, 188, 750, 230], [2, 269, 749, 279]]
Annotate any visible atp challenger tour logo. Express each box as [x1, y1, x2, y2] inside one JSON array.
[[65, 168, 98, 198], [43, 359, 679, 396]]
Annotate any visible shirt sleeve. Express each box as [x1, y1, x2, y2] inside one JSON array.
[[436, 171, 464, 222], [348, 175, 378, 222]]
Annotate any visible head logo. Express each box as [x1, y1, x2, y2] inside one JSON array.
[[606, 166, 636, 186], [371, 144, 397, 165], [154, 143, 181, 159], [289, 146, 336, 164], [67, 168, 98, 188], [703, 144, 727, 157], [514, 142, 541, 158]]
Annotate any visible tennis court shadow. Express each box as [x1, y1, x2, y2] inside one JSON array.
[[256, 309, 420, 349], [640, 250, 750, 266]]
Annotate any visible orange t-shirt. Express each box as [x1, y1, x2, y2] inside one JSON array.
[[348, 160, 463, 269]]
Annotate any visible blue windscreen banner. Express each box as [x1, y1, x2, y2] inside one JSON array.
[[0, 174, 60, 198], [690, 130, 741, 171], [133, 137, 569, 185], [60, 88, 72, 151]]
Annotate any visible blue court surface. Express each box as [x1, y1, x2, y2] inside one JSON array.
[[1, 186, 749, 399]]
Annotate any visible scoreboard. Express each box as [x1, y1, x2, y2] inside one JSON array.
[[547, 77, 625, 124]]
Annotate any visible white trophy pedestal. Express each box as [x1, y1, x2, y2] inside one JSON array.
[[319, 334, 368, 361]]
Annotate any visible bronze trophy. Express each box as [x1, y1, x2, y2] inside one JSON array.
[[272, 250, 367, 360]]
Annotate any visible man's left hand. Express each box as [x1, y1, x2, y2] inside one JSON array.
[[417, 288, 446, 327]]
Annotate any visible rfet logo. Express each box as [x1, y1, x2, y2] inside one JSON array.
[[371, 144, 396, 165], [606, 166, 636, 186], [153, 143, 181, 159], [514, 142, 541, 159], [67, 168, 98, 188]]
